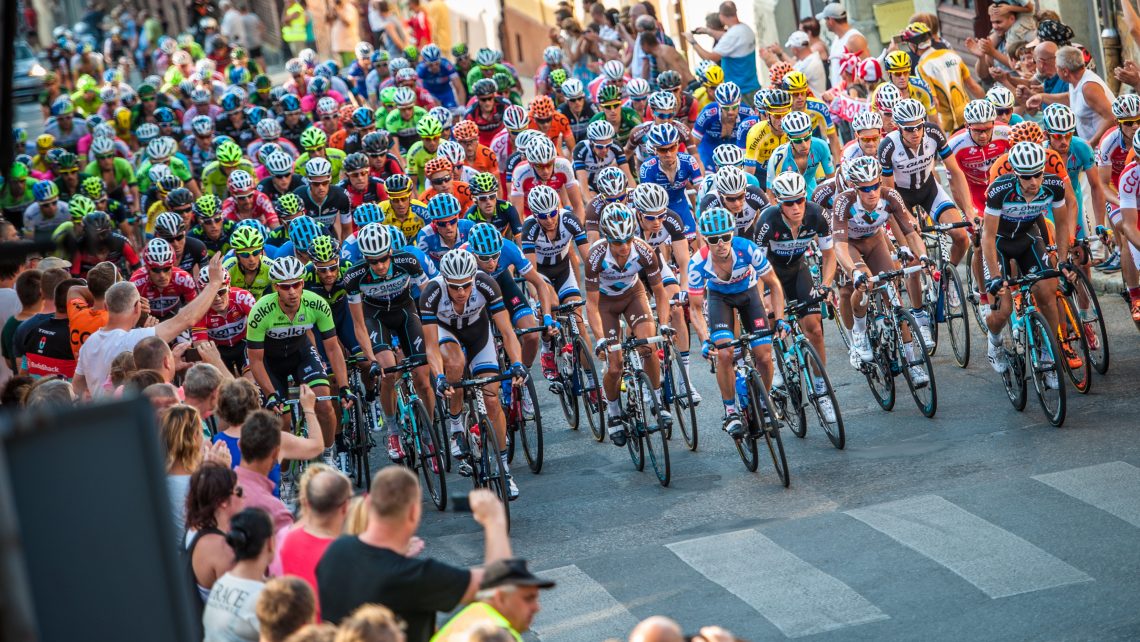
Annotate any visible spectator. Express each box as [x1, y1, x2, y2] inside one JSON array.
[[257, 577, 317, 642], [14, 272, 83, 378], [637, 33, 694, 86], [334, 604, 405, 642], [145, 382, 182, 413], [433, 558, 555, 641], [454, 625, 513, 642], [2, 270, 42, 375], [798, 17, 831, 63], [73, 254, 226, 398], [816, 3, 868, 89], [0, 251, 25, 389], [162, 404, 231, 541], [278, 466, 352, 618], [133, 335, 178, 384], [630, 616, 683, 642], [125, 369, 165, 392], [202, 507, 275, 642], [316, 468, 511, 640], [65, 261, 117, 357], [108, 351, 136, 388], [237, 409, 295, 531], [240, 3, 267, 70], [281, 0, 311, 58], [344, 495, 369, 535], [784, 31, 827, 96], [406, 0, 432, 48], [285, 624, 338, 642], [684, 2, 760, 102], [186, 463, 245, 607], [221, 1, 246, 48], [424, 0, 452, 51], [1028, 45, 1116, 143], [0, 375, 34, 407], [24, 377, 77, 410], [370, 1, 409, 59], [331, 0, 361, 67], [184, 362, 226, 433]]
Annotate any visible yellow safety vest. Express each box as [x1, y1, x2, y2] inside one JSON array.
[[282, 4, 308, 43], [430, 602, 523, 642]]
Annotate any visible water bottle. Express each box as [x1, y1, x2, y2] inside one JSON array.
[[735, 370, 749, 406], [501, 378, 513, 406], [934, 272, 946, 323]]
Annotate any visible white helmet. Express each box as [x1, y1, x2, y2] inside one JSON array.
[[632, 182, 669, 213], [595, 167, 627, 198], [1008, 141, 1047, 175], [269, 255, 306, 283], [437, 139, 466, 165], [198, 264, 231, 288], [771, 172, 807, 201], [227, 169, 255, 195], [393, 87, 416, 106], [527, 184, 560, 215], [191, 115, 214, 136], [711, 144, 744, 169], [986, 84, 1015, 110], [599, 203, 637, 242], [561, 78, 585, 99], [626, 78, 651, 99], [147, 136, 176, 161], [439, 249, 478, 281], [851, 110, 883, 132], [962, 99, 997, 125], [305, 157, 332, 179], [155, 211, 185, 236], [647, 90, 677, 113], [844, 156, 882, 184], [543, 46, 562, 65], [602, 60, 625, 81], [892, 98, 926, 125], [525, 136, 557, 164], [355, 41, 374, 60], [780, 111, 813, 137], [428, 106, 454, 128], [144, 237, 175, 267], [874, 83, 901, 112], [256, 118, 282, 140], [503, 105, 529, 131], [1111, 94, 1140, 120], [1042, 104, 1077, 134], [91, 136, 115, 155], [357, 222, 392, 257], [715, 166, 748, 195], [316, 96, 339, 116], [586, 119, 616, 142]]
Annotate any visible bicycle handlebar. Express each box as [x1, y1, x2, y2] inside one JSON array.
[[869, 264, 925, 284], [453, 371, 517, 388], [284, 396, 339, 404], [1006, 269, 1062, 288], [785, 293, 829, 316], [553, 300, 586, 313], [607, 335, 665, 352], [921, 221, 971, 233], [382, 355, 428, 374]]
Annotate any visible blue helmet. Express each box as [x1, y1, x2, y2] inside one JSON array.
[[154, 106, 176, 124], [288, 215, 321, 251], [32, 180, 60, 202], [352, 203, 383, 227], [234, 218, 270, 242], [698, 207, 736, 237], [648, 123, 680, 149], [221, 93, 242, 112], [280, 94, 302, 112], [468, 223, 503, 256], [351, 106, 375, 128], [246, 106, 268, 126], [229, 66, 251, 86], [427, 193, 461, 221], [714, 81, 741, 107], [386, 224, 407, 251], [421, 44, 442, 63]]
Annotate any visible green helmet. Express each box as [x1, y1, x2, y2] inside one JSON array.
[[274, 192, 305, 219], [193, 194, 222, 219], [403, 45, 419, 63], [452, 43, 468, 58], [416, 115, 443, 138], [81, 176, 106, 200], [309, 235, 338, 263], [230, 225, 265, 251], [598, 84, 622, 105], [300, 126, 327, 150], [216, 141, 243, 166], [254, 74, 271, 90], [493, 72, 513, 92], [550, 69, 567, 87], [471, 172, 499, 196], [379, 87, 398, 108], [69, 194, 96, 221], [56, 151, 78, 170], [137, 83, 156, 99]]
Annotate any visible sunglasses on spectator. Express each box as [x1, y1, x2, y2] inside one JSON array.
[[857, 182, 881, 193], [276, 280, 304, 290], [430, 176, 452, 186], [447, 280, 473, 291], [706, 233, 732, 245], [236, 250, 262, 258]]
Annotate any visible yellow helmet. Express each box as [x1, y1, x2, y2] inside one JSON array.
[[905, 22, 931, 36], [885, 50, 912, 74], [781, 71, 809, 93], [36, 134, 55, 152], [703, 64, 724, 87]]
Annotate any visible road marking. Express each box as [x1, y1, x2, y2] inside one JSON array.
[[530, 565, 638, 642], [666, 529, 888, 638], [1034, 461, 1140, 529], [846, 494, 1092, 598]]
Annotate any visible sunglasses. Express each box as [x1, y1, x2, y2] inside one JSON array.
[[569, 97, 584, 102], [58, 168, 78, 174], [236, 250, 262, 259], [447, 280, 473, 291], [640, 212, 665, 221], [857, 135, 881, 144], [347, 170, 369, 179], [706, 233, 733, 245], [722, 193, 745, 203], [899, 124, 924, 132], [200, 216, 222, 225], [1017, 171, 1044, 180], [308, 180, 330, 186], [1119, 118, 1140, 127], [149, 266, 172, 274], [215, 287, 229, 298], [1048, 132, 1073, 140], [162, 233, 186, 242], [533, 210, 559, 220], [592, 140, 614, 147], [535, 117, 552, 125], [857, 182, 881, 193], [435, 217, 458, 227], [366, 255, 391, 265], [96, 153, 115, 160], [789, 135, 811, 144], [315, 263, 340, 273], [430, 176, 451, 186], [276, 280, 304, 290], [235, 193, 254, 201], [478, 96, 495, 102], [602, 103, 621, 110], [475, 252, 500, 262], [969, 126, 994, 134], [475, 193, 497, 202], [652, 111, 675, 120], [780, 197, 806, 205]]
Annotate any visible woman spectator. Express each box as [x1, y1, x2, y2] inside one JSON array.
[[559, 18, 595, 84], [185, 463, 245, 609], [202, 507, 275, 642], [162, 404, 231, 542], [798, 17, 830, 69], [108, 351, 136, 389], [334, 604, 406, 642]]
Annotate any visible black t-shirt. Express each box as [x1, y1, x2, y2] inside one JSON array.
[[316, 536, 470, 641]]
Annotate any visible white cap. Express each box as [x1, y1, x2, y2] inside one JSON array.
[[785, 31, 810, 49], [816, 3, 847, 20]]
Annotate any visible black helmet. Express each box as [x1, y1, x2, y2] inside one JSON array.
[[165, 187, 194, 209], [657, 70, 682, 91], [362, 131, 390, 154], [83, 211, 114, 237], [473, 78, 497, 97], [344, 152, 369, 172]]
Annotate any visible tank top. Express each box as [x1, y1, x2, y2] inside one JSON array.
[[1068, 70, 1115, 142]]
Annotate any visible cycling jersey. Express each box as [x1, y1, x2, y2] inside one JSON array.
[[627, 119, 693, 164], [384, 106, 428, 152], [509, 158, 579, 218], [190, 219, 235, 257], [1051, 136, 1096, 234], [199, 159, 257, 199], [985, 173, 1067, 239], [344, 249, 428, 312], [68, 234, 141, 278], [224, 257, 275, 299], [417, 59, 461, 108], [246, 290, 336, 362], [639, 154, 702, 233], [878, 124, 951, 191], [416, 218, 475, 267], [293, 184, 352, 229], [257, 174, 305, 202], [520, 210, 588, 268], [176, 237, 210, 273], [810, 177, 842, 211], [465, 200, 523, 237], [137, 157, 195, 194], [687, 236, 771, 296], [744, 120, 787, 180], [693, 103, 758, 167], [214, 114, 256, 147], [338, 176, 390, 219], [222, 192, 279, 228], [588, 109, 642, 147], [294, 149, 347, 184], [697, 186, 769, 240], [180, 138, 216, 178], [559, 102, 600, 143], [915, 48, 974, 133], [1119, 161, 1139, 212], [1096, 126, 1132, 189], [828, 187, 915, 241], [766, 137, 835, 196], [382, 199, 430, 242], [584, 237, 663, 296], [420, 272, 504, 340], [571, 141, 629, 192], [129, 266, 198, 320], [14, 313, 76, 378], [193, 287, 257, 347], [470, 238, 532, 280], [466, 99, 511, 147], [695, 172, 761, 204], [753, 203, 833, 269], [946, 126, 1012, 212]]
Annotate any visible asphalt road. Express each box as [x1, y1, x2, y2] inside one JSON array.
[[403, 296, 1140, 641]]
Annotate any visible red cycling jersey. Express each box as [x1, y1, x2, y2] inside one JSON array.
[[222, 192, 280, 228], [1097, 126, 1132, 190], [509, 158, 578, 218], [946, 125, 1011, 212], [192, 287, 257, 346], [130, 267, 199, 320]]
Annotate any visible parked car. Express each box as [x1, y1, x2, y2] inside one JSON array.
[[13, 41, 45, 103]]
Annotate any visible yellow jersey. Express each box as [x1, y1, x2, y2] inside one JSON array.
[[381, 199, 429, 242], [916, 48, 973, 134], [744, 120, 787, 171], [870, 77, 936, 119]]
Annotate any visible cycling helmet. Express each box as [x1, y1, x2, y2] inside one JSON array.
[[873, 83, 900, 113], [885, 50, 912, 74], [632, 182, 669, 213], [308, 76, 330, 96], [525, 136, 557, 164], [165, 187, 195, 210], [771, 172, 807, 201], [405, 117, 440, 143], [475, 48, 497, 67], [472, 78, 497, 97], [503, 105, 530, 131], [844, 155, 882, 184], [135, 122, 160, 145], [269, 255, 306, 283], [280, 94, 302, 113], [899, 21, 932, 44], [586, 120, 616, 142], [335, 153, 363, 175], [986, 84, 1016, 110], [657, 70, 682, 91], [494, 72, 517, 92], [648, 90, 677, 113], [347, 107, 373, 129], [763, 90, 793, 116], [55, 150, 79, 170], [514, 130, 540, 152], [1008, 141, 1048, 175], [396, 67, 419, 85], [355, 41, 374, 60], [851, 110, 884, 133], [892, 98, 926, 125], [385, 174, 414, 197], [421, 43, 442, 63], [427, 107, 453, 129], [361, 131, 390, 155], [99, 86, 118, 102], [715, 166, 748, 195], [385, 224, 407, 251], [595, 60, 622, 83], [470, 172, 499, 196], [193, 194, 223, 220], [227, 170, 255, 195], [648, 122, 680, 149], [527, 184, 560, 215], [561, 78, 585, 99], [782, 71, 810, 94], [256, 118, 282, 141], [305, 157, 333, 179], [230, 225, 265, 251], [154, 107, 176, 125], [551, 69, 568, 88], [388, 57, 410, 74], [1043, 104, 1078, 134], [191, 115, 214, 136], [274, 193, 305, 221], [35, 133, 54, 153], [781, 110, 813, 137], [600, 203, 636, 242], [80, 176, 106, 200], [439, 248, 478, 281], [701, 64, 724, 86], [530, 95, 556, 120], [144, 238, 175, 267], [392, 87, 416, 107], [427, 193, 461, 221], [220, 92, 242, 113], [69, 194, 96, 220], [155, 211, 186, 237], [197, 264, 231, 289], [543, 45, 563, 65], [467, 223, 502, 257], [216, 141, 243, 166], [1111, 94, 1140, 120], [300, 127, 328, 150], [91, 136, 115, 156], [1010, 121, 1045, 145], [352, 202, 383, 227], [147, 136, 176, 161], [712, 144, 745, 169], [315, 96, 338, 118], [157, 175, 184, 196], [263, 151, 292, 177], [627, 78, 651, 100], [309, 235, 339, 263], [425, 156, 455, 178], [83, 212, 114, 237], [595, 167, 628, 198], [698, 207, 735, 237], [598, 83, 623, 105], [33, 180, 59, 202], [453, 120, 480, 141], [962, 99, 997, 125]]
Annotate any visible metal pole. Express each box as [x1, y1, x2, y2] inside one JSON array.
[[0, 0, 17, 181]]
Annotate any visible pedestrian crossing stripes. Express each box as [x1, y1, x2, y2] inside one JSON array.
[[530, 565, 639, 641], [1033, 461, 1140, 529]]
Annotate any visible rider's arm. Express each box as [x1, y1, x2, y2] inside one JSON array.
[[492, 309, 524, 365], [349, 301, 378, 363], [322, 333, 350, 389], [981, 207, 1002, 283], [154, 253, 225, 344], [564, 183, 586, 223], [1086, 165, 1107, 229], [1099, 165, 1120, 207], [584, 288, 607, 347], [688, 291, 710, 343], [422, 321, 444, 380], [522, 268, 554, 319], [246, 347, 279, 398]]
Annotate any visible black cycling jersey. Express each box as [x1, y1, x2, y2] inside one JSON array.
[[293, 184, 353, 229], [190, 219, 235, 256], [303, 263, 351, 316], [519, 210, 588, 268], [279, 116, 313, 150], [465, 200, 523, 237], [984, 173, 1067, 239], [753, 203, 833, 269], [571, 140, 628, 192], [344, 250, 427, 312], [176, 237, 210, 272], [257, 174, 305, 201], [697, 185, 769, 239], [419, 272, 504, 333], [215, 115, 256, 147], [559, 102, 600, 143]]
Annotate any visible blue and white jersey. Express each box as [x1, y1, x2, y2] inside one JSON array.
[[693, 103, 759, 166], [639, 154, 702, 230], [462, 238, 532, 279], [417, 59, 461, 108], [766, 137, 835, 196], [687, 236, 771, 296], [416, 218, 475, 268]]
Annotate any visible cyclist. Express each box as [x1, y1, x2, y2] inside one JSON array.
[[86, 136, 141, 216], [417, 44, 467, 109], [405, 115, 445, 191], [453, 119, 501, 180], [638, 123, 702, 236], [1043, 104, 1106, 257], [247, 255, 353, 459], [200, 140, 255, 199], [304, 233, 366, 375], [23, 179, 69, 241], [583, 166, 632, 244], [192, 266, 257, 375], [214, 92, 256, 147], [590, 84, 642, 148], [573, 120, 634, 199], [259, 152, 305, 201], [416, 193, 475, 269], [698, 145, 761, 204], [222, 169, 279, 228], [529, 95, 575, 157], [338, 152, 390, 216], [781, 71, 843, 162], [379, 173, 430, 244], [744, 89, 792, 186], [947, 100, 1012, 218], [509, 135, 585, 221], [490, 106, 531, 175], [79, 176, 134, 239], [697, 165, 768, 241], [420, 156, 473, 212], [557, 78, 599, 145], [693, 82, 756, 170], [294, 127, 347, 184], [384, 87, 427, 154], [423, 248, 527, 499], [277, 94, 313, 150], [190, 194, 235, 258], [985, 85, 1023, 127], [1099, 95, 1140, 304], [465, 172, 522, 241], [688, 206, 788, 437], [981, 142, 1072, 389], [294, 158, 353, 239], [765, 110, 834, 198], [1116, 130, 1140, 303], [587, 60, 631, 103], [627, 90, 696, 167], [988, 122, 1079, 248], [155, 209, 208, 274], [872, 51, 939, 130], [67, 211, 141, 278], [466, 78, 510, 148], [130, 237, 199, 321], [841, 111, 886, 165], [224, 226, 276, 298], [181, 116, 217, 180], [362, 130, 405, 178], [521, 184, 590, 304]]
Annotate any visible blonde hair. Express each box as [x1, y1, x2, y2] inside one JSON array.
[[334, 604, 403, 642], [160, 404, 203, 473], [344, 495, 369, 535]]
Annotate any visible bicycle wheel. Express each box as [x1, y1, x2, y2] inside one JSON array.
[[863, 326, 896, 412], [352, 397, 373, 489], [515, 376, 544, 474], [412, 398, 446, 511], [963, 245, 989, 334], [1001, 323, 1028, 412], [749, 369, 789, 487], [771, 347, 807, 439], [1026, 310, 1066, 427], [574, 335, 606, 442], [800, 341, 845, 449], [919, 270, 940, 357], [1055, 291, 1092, 395], [942, 265, 971, 369], [734, 401, 760, 474], [478, 414, 512, 529], [664, 348, 698, 451], [435, 395, 452, 473], [1071, 269, 1109, 375], [897, 310, 938, 418], [634, 371, 671, 487]]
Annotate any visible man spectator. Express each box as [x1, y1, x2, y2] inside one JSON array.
[[65, 261, 116, 357], [967, 3, 1032, 81], [407, 0, 433, 48], [637, 33, 694, 85], [685, 2, 760, 103], [0, 251, 26, 389], [240, 3, 268, 71], [142, 382, 181, 412], [317, 467, 511, 641], [816, 3, 868, 89], [2, 271, 42, 376], [237, 409, 294, 531], [256, 577, 317, 642], [281, 0, 310, 58], [220, 1, 247, 48], [1028, 45, 1116, 143], [762, 31, 826, 96], [13, 269, 81, 378], [629, 15, 660, 80], [630, 617, 736, 642], [183, 362, 228, 432], [432, 558, 555, 641], [279, 467, 352, 617], [133, 336, 179, 384], [73, 253, 226, 399]]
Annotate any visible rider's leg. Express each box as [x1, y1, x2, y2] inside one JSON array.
[[441, 341, 467, 439], [801, 313, 826, 365]]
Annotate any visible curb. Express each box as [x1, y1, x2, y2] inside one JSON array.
[[1088, 269, 1126, 297]]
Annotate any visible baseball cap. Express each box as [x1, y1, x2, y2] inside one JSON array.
[[816, 3, 847, 20], [39, 256, 73, 271], [480, 558, 556, 590], [785, 31, 810, 49]]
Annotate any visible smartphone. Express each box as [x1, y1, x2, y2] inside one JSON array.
[[184, 347, 201, 362], [450, 493, 471, 512]]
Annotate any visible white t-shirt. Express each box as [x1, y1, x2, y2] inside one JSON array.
[[713, 23, 756, 59], [74, 326, 156, 396], [201, 573, 264, 642], [0, 289, 21, 389], [795, 52, 827, 97], [829, 28, 864, 88]]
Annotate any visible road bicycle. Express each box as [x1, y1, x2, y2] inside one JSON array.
[[659, 317, 699, 452], [993, 269, 1067, 427], [343, 356, 377, 490], [918, 219, 972, 368], [548, 300, 605, 441], [495, 326, 546, 474], [805, 240, 851, 350], [608, 334, 672, 487], [381, 355, 447, 510], [451, 371, 520, 529], [279, 390, 339, 509], [770, 294, 846, 450]]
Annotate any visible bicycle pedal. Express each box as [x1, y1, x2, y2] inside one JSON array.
[[457, 462, 474, 478], [549, 381, 564, 395]]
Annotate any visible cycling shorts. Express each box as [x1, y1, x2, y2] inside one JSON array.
[[266, 343, 330, 397], [495, 271, 535, 324], [896, 179, 957, 222], [843, 233, 897, 277], [597, 281, 654, 342], [363, 300, 427, 358], [538, 261, 581, 302], [707, 287, 771, 347], [437, 323, 500, 377], [995, 234, 1049, 281], [217, 343, 249, 376], [774, 262, 819, 316]]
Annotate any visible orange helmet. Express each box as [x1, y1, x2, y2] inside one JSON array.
[[452, 119, 479, 141], [529, 95, 555, 119], [338, 104, 356, 123], [768, 62, 794, 89], [1010, 121, 1045, 145], [425, 157, 454, 176]]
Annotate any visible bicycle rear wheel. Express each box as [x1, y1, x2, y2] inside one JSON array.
[[897, 310, 938, 418], [412, 398, 446, 511], [478, 415, 512, 530], [942, 265, 971, 368], [750, 369, 789, 487], [665, 347, 698, 451], [1055, 291, 1091, 395], [801, 341, 845, 450], [635, 371, 670, 487], [771, 347, 806, 439], [574, 335, 605, 442], [516, 377, 544, 473], [1027, 310, 1066, 427], [1071, 269, 1108, 374]]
